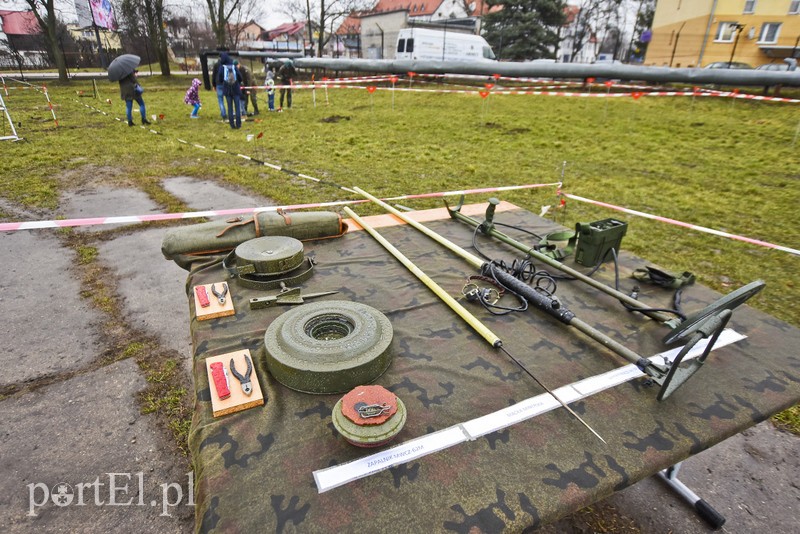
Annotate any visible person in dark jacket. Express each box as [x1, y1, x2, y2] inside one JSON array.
[[217, 53, 242, 129], [119, 69, 150, 126], [278, 59, 296, 110], [237, 61, 259, 116], [211, 58, 227, 120]]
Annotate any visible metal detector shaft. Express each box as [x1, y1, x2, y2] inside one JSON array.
[[446, 203, 674, 324], [489, 267, 651, 370]]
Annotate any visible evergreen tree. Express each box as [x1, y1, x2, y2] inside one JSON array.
[[483, 0, 567, 61]]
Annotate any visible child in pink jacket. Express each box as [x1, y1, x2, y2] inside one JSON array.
[[185, 78, 202, 118]]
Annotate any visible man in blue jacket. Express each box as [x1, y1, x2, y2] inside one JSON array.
[[211, 57, 227, 121], [217, 53, 242, 129]]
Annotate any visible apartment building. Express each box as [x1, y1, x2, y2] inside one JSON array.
[[644, 0, 799, 68]]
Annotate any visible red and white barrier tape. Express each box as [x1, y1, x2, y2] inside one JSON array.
[[321, 75, 391, 82], [0, 183, 561, 232], [243, 83, 800, 103], [43, 86, 58, 127], [1, 78, 60, 126], [318, 76, 392, 84], [561, 192, 800, 256]]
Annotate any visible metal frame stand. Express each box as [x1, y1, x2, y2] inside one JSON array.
[[657, 462, 726, 530], [0, 92, 20, 141]]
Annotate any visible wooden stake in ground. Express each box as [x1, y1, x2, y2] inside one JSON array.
[[603, 80, 614, 121], [730, 88, 739, 113], [793, 119, 800, 146], [367, 85, 376, 113], [629, 91, 643, 126], [479, 90, 490, 123], [390, 76, 398, 110]]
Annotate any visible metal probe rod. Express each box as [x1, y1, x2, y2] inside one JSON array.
[[344, 206, 606, 444], [446, 205, 674, 323], [497, 345, 606, 444]]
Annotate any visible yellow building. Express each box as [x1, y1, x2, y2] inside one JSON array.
[[645, 0, 800, 68], [67, 25, 122, 52]]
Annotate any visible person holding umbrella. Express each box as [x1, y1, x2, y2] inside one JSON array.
[[107, 54, 150, 127], [119, 70, 150, 126]]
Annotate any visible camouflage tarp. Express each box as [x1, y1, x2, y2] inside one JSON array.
[[181, 206, 800, 533]]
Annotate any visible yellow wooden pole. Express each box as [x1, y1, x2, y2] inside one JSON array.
[[352, 186, 485, 270], [343, 206, 501, 348]]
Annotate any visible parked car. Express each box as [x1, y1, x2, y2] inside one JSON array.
[[755, 63, 789, 71], [704, 61, 753, 69]]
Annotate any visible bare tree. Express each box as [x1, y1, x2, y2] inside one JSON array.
[[568, 0, 601, 63], [225, 0, 264, 50], [0, 35, 27, 78], [283, 0, 372, 57], [22, 0, 68, 81], [118, 0, 172, 75], [564, 0, 633, 63]]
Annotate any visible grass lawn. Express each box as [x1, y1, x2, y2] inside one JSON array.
[[2, 74, 798, 436]]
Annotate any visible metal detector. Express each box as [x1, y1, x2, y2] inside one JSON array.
[[355, 188, 764, 401]]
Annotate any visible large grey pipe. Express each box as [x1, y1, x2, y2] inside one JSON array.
[[294, 58, 800, 87]]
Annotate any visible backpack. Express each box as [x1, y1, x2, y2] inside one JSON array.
[[222, 64, 237, 87]]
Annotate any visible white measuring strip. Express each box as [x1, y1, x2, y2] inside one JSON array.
[[313, 328, 745, 493]]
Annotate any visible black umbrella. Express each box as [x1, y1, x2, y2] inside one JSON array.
[[107, 54, 140, 82]]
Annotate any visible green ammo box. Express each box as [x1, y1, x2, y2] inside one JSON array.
[[574, 218, 628, 267]]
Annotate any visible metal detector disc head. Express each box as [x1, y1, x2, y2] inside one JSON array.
[[655, 309, 733, 401], [663, 280, 765, 345], [654, 358, 705, 401]]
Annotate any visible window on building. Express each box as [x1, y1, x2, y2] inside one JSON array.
[[758, 22, 781, 43], [789, 0, 799, 14], [743, 0, 756, 14], [715, 22, 737, 42]]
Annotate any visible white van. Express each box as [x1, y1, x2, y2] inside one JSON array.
[[395, 28, 496, 62]]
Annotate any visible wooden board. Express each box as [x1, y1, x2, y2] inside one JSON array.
[[205, 350, 265, 417], [193, 282, 235, 320]]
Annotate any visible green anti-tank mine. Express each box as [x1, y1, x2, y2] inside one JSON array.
[[263, 300, 393, 394]]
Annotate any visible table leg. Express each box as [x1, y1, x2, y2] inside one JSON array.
[[656, 462, 726, 530]]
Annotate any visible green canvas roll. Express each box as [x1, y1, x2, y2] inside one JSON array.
[[161, 211, 345, 269]]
